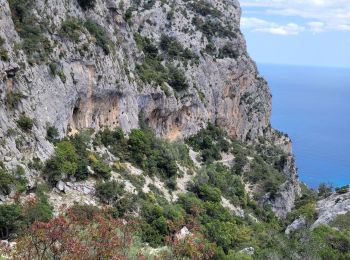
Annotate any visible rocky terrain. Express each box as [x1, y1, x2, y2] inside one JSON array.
[[0, 0, 349, 259], [0, 0, 300, 217]]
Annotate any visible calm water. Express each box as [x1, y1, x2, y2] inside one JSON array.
[[258, 64, 350, 189]]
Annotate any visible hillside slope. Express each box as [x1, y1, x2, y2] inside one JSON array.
[[0, 0, 300, 217]]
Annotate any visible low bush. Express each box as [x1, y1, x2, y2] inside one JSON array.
[[124, 8, 133, 24], [16, 115, 34, 131], [9, 0, 51, 63], [0, 48, 8, 61], [23, 192, 53, 225], [77, 0, 96, 10], [135, 34, 189, 91], [45, 140, 78, 184], [187, 123, 229, 163], [91, 158, 112, 179], [0, 168, 15, 195], [95, 180, 124, 204], [60, 18, 83, 42], [192, 17, 236, 39], [318, 182, 333, 198], [167, 65, 188, 91], [0, 203, 21, 239], [218, 44, 238, 59], [5, 91, 24, 110], [46, 125, 59, 143], [160, 34, 197, 61], [84, 19, 110, 54], [189, 1, 221, 17], [336, 185, 349, 194]]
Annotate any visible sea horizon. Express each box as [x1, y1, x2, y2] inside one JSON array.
[[257, 63, 350, 189]]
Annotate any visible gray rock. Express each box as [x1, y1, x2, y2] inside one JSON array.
[[175, 226, 191, 240], [312, 191, 350, 228], [4, 156, 11, 162], [56, 181, 66, 192], [285, 217, 306, 234], [240, 247, 255, 255]]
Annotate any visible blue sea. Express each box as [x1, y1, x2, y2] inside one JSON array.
[[257, 64, 350, 189]]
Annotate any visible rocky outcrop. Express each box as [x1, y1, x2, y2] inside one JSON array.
[[311, 191, 350, 228], [0, 0, 270, 159], [285, 216, 306, 234], [0, 0, 299, 216]]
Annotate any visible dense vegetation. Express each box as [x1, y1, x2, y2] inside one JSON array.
[[1, 122, 349, 259], [134, 33, 190, 91]]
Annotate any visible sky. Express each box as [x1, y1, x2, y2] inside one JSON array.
[[239, 0, 350, 68]]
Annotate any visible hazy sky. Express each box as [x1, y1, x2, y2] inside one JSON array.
[[240, 0, 350, 68]]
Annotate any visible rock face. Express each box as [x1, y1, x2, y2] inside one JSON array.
[[285, 216, 306, 235], [0, 0, 299, 216], [312, 191, 350, 228]]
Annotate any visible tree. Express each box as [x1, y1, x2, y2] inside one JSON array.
[[318, 183, 333, 198], [95, 180, 124, 204], [168, 65, 188, 91], [12, 210, 140, 259], [0, 204, 21, 239]]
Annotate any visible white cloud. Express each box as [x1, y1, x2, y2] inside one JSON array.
[[308, 21, 325, 33], [240, 0, 350, 33], [241, 17, 305, 35]]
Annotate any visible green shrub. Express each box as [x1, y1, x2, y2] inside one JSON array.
[[0, 168, 15, 195], [159, 34, 197, 60], [112, 193, 138, 217], [318, 182, 333, 198], [16, 115, 34, 131], [77, 0, 96, 10], [0, 48, 8, 61], [5, 91, 24, 110], [206, 220, 251, 252], [134, 33, 168, 85], [191, 183, 222, 203], [246, 155, 285, 198], [0, 203, 21, 239], [24, 194, 53, 224], [60, 18, 83, 42], [0, 36, 5, 46], [49, 62, 59, 76], [189, 1, 221, 17], [45, 140, 78, 184], [167, 65, 188, 91], [136, 57, 168, 85], [99, 127, 125, 147], [91, 159, 112, 179], [336, 185, 349, 194], [329, 212, 350, 230], [95, 180, 125, 204], [46, 125, 59, 143], [192, 17, 236, 39], [124, 8, 133, 23], [9, 0, 50, 63], [187, 123, 228, 163], [218, 44, 238, 59], [177, 193, 204, 215], [199, 163, 246, 206], [70, 133, 91, 181], [84, 19, 110, 54]]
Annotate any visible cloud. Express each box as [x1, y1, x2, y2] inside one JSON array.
[[241, 17, 305, 35], [308, 21, 325, 33], [240, 0, 350, 33]]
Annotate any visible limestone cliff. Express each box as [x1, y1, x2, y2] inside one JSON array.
[[0, 0, 300, 217]]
